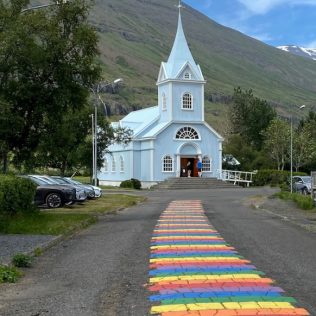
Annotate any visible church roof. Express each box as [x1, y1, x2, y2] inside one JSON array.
[[160, 11, 204, 81], [119, 106, 159, 136]]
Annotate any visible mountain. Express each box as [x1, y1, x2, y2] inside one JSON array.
[[88, 0, 316, 131], [277, 46, 316, 61]]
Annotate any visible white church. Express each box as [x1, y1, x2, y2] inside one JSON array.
[[99, 6, 223, 188]]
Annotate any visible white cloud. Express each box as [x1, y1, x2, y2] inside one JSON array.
[[305, 40, 316, 48], [238, 0, 316, 14]]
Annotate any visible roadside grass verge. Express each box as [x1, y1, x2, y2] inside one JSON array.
[[0, 194, 146, 235], [275, 191, 315, 211], [0, 213, 96, 235], [54, 194, 146, 214]]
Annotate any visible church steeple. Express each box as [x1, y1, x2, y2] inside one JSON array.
[[158, 2, 204, 82]]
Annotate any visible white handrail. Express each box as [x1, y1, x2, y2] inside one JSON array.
[[221, 170, 257, 187]]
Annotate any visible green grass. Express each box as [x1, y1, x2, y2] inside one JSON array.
[[275, 191, 315, 211], [0, 264, 22, 283], [0, 194, 145, 235], [0, 213, 96, 235], [54, 194, 146, 214]]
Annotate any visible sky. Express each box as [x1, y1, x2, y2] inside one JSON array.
[[183, 0, 316, 48]]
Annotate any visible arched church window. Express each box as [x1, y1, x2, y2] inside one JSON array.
[[184, 72, 191, 80], [111, 157, 116, 172], [202, 156, 212, 172], [119, 156, 124, 172], [162, 93, 167, 110], [162, 155, 173, 172], [175, 126, 200, 140], [103, 157, 109, 172], [182, 92, 193, 109]]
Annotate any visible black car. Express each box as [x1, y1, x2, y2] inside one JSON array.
[[23, 176, 76, 208]]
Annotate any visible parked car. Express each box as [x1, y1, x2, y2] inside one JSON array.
[[65, 178, 102, 198], [292, 176, 312, 195], [29, 175, 87, 202], [51, 176, 96, 199], [22, 176, 76, 208]]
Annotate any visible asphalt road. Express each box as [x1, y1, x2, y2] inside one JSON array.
[[0, 187, 315, 316]]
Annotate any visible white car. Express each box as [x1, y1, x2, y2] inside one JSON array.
[[66, 178, 102, 198]]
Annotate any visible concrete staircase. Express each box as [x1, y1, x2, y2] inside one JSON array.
[[153, 177, 240, 190]]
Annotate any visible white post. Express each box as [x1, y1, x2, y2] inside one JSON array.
[[91, 114, 95, 184], [290, 116, 293, 193], [94, 98, 98, 186]]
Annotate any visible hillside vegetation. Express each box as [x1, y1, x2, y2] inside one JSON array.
[[89, 0, 316, 132]]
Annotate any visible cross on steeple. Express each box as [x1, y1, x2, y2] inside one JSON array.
[[177, 0, 184, 12]]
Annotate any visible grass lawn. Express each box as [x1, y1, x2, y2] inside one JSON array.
[[0, 194, 146, 235], [54, 194, 146, 214], [0, 213, 96, 235]]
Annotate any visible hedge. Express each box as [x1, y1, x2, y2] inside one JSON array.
[[120, 178, 142, 190], [0, 176, 37, 216], [252, 169, 306, 187]]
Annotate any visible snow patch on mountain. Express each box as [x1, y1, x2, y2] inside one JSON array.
[[277, 45, 316, 61]]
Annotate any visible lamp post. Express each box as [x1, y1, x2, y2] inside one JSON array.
[[91, 78, 123, 186], [290, 104, 306, 193]]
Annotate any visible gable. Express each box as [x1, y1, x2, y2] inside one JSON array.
[[176, 62, 199, 81], [157, 63, 168, 83]]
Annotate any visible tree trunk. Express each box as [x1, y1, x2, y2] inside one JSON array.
[[2, 151, 8, 174]]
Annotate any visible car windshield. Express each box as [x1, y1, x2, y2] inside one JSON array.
[[301, 176, 311, 183], [28, 177, 48, 186], [53, 177, 68, 184]]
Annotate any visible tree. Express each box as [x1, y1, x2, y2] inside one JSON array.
[[263, 118, 290, 170], [292, 123, 315, 171], [231, 87, 276, 150], [0, 0, 100, 172]]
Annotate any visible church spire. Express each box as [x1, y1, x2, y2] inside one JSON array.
[[162, 2, 204, 81]]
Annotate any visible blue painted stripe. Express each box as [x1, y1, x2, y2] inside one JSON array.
[[151, 241, 227, 245], [150, 252, 242, 259], [149, 291, 282, 301], [149, 267, 257, 275]]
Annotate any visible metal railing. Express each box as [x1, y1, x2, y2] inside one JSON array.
[[222, 170, 257, 187]]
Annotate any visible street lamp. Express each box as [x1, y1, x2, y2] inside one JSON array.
[[290, 104, 306, 193], [91, 78, 123, 186]]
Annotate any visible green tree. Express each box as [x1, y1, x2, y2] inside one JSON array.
[[0, 0, 100, 172], [292, 123, 315, 171], [231, 87, 276, 150], [263, 118, 290, 170]]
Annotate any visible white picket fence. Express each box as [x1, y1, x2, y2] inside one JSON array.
[[222, 170, 256, 187]]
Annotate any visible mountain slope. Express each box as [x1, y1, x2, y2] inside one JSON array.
[[89, 0, 316, 129], [277, 45, 316, 61]]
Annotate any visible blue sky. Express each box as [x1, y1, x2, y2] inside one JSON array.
[[183, 0, 316, 48]]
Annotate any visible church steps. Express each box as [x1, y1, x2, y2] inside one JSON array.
[[153, 178, 240, 190]]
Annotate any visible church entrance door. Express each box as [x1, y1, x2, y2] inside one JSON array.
[[180, 157, 198, 177]]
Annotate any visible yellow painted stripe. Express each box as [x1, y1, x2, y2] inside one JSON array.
[[149, 274, 261, 283]]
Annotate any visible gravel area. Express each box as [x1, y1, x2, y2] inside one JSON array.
[[0, 235, 56, 264]]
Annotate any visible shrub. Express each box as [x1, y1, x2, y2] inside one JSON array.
[[0, 264, 22, 283], [253, 170, 306, 187], [131, 178, 141, 190], [120, 178, 142, 190], [276, 191, 315, 210], [12, 253, 33, 268], [0, 176, 37, 217]]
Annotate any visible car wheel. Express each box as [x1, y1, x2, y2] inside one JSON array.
[[46, 193, 63, 208], [302, 188, 308, 195]]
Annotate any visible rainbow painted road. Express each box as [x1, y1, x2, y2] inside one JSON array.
[[148, 200, 310, 316]]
